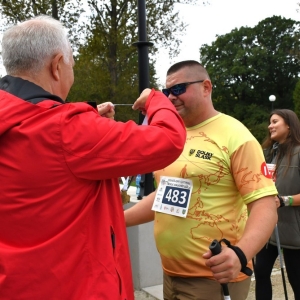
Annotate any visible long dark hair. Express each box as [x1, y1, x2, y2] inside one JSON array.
[[262, 109, 300, 174]]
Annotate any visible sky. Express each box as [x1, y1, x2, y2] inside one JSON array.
[[155, 0, 299, 86], [0, 0, 299, 83]]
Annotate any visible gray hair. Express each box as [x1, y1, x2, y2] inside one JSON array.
[[2, 15, 72, 76]]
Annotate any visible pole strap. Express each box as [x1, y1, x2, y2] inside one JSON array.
[[219, 238, 253, 276]]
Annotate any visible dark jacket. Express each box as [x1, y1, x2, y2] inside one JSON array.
[[265, 144, 300, 249]]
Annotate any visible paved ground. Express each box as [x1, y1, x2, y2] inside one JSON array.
[[134, 290, 157, 300], [246, 262, 293, 300], [134, 258, 293, 299]]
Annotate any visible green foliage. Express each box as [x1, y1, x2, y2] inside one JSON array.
[[293, 80, 300, 119], [68, 0, 206, 122], [237, 103, 270, 143], [0, 0, 84, 46], [201, 15, 300, 141]]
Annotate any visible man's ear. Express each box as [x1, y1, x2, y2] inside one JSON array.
[[51, 53, 63, 81], [203, 79, 213, 95]]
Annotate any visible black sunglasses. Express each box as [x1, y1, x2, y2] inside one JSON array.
[[162, 80, 205, 97]]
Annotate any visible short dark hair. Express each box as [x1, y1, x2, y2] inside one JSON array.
[[166, 60, 210, 78], [166, 60, 201, 75]]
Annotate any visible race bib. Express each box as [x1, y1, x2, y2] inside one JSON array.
[[152, 176, 193, 218]]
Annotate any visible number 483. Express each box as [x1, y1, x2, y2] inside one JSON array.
[[165, 188, 188, 204]]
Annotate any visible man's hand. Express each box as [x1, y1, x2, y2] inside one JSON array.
[[203, 246, 242, 283], [132, 88, 152, 114], [97, 102, 115, 119]]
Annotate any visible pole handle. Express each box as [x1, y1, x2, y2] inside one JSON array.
[[209, 240, 231, 299], [209, 239, 222, 255]]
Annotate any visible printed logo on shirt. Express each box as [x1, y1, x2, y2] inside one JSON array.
[[189, 149, 213, 160], [261, 162, 276, 182], [189, 149, 196, 156], [194, 150, 213, 160]]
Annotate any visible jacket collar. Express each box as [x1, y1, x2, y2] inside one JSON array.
[[0, 75, 64, 105]]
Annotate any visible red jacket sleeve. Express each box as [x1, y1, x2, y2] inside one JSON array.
[[61, 89, 186, 180]]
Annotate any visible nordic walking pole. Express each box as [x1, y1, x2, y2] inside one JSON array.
[[274, 224, 288, 300], [209, 240, 231, 300], [251, 257, 256, 277]]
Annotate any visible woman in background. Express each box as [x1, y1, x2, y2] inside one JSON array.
[[255, 109, 300, 300]]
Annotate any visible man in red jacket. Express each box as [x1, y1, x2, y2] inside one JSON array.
[[0, 16, 186, 300]]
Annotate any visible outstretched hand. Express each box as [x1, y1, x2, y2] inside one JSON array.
[[97, 102, 115, 119]]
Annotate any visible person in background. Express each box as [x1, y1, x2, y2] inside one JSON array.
[[0, 16, 186, 300], [254, 109, 300, 300], [135, 174, 142, 200], [125, 60, 278, 300]]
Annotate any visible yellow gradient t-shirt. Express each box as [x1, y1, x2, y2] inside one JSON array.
[[153, 113, 277, 282]]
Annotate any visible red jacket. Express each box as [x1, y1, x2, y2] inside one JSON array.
[[0, 76, 186, 299]]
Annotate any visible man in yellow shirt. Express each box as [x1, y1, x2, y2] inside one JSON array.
[[125, 60, 278, 300]]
